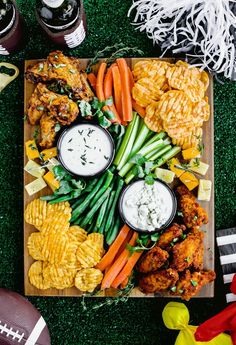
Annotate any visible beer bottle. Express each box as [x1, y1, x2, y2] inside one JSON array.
[[36, 0, 86, 48]]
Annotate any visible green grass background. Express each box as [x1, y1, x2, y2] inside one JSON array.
[[0, 1, 236, 344]]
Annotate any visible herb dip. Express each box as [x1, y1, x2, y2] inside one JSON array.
[[57, 123, 114, 177], [120, 180, 176, 232]]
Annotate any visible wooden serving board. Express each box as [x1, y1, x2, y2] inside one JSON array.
[[24, 58, 214, 297]]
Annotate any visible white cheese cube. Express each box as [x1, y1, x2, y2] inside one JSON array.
[[198, 179, 212, 201], [25, 177, 47, 196], [46, 158, 61, 172], [189, 159, 209, 176], [155, 168, 175, 183], [24, 160, 45, 178]]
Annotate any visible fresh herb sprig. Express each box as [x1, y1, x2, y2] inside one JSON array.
[[40, 165, 86, 204], [127, 233, 160, 254], [130, 154, 156, 185], [78, 96, 116, 129]]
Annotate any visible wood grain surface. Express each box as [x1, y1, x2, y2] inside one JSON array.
[[24, 58, 214, 297]]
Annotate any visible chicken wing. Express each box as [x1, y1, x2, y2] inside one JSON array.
[[171, 228, 204, 271], [26, 51, 94, 101], [172, 269, 216, 301], [39, 113, 57, 148], [27, 83, 47, 125], [176, 185, 208, 228], [139, 268, 179, 293], [136, 246, 169, 273], [27, 83, 79, 148], [157, 223, 186, 251]]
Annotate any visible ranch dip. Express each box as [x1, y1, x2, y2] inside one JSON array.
[[58, 123, 114, 177], [120, 180, 175, 232]]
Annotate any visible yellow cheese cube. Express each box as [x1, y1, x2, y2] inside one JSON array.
[[24, 160, 45, 178], [40, 147, 57, 161], [198, 179, 212, 201], [43, 171, 60, 191], [169, 158, 184, 178], [25, 140, 40, 160], [182, 147, 200, 160], [179, 172, 199, 191], [189, 159, 209, 176], [25, 177, 47, 196]]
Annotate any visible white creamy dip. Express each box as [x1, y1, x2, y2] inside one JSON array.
[[121, 180, 175, 231], [58, 124, 114, 176]]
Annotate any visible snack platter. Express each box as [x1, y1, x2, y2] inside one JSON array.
[[24, 56, 214, 297]]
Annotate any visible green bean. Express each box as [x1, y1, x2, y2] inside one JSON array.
[[106, 217, 121, 245], [70, 173, 106, 222], [104, 178, 124, 233], [98, 190, 116, 234], [89, 170, 114, 208], [80, 187, 112, 228], [96, 197, 109, 229]]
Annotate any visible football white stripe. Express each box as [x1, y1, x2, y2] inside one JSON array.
[[25, 317, 46, 345], [217, 234, 236, 246]]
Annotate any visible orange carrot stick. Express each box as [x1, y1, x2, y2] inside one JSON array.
[[96, 62, 107, 102], [128, 67, 134, 90], [120, 277, 129, 289], [132, 99, 146, 118], [101, 231, 138, 290], [111, 250, 143, 289], [114, 230, 133, 261], [117, 58, 133, 122], [87, 72, 97, 91], [96, 225, 130, 272], [111, 64, 123, 117], [103, 66, 121, 123]]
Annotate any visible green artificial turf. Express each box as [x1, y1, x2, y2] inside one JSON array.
[[0, 1, 235, 344]]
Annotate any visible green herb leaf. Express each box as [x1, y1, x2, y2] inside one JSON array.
[[53, 166, 71, 181], [104, 109, 115, 120], [178, 289, 184, 294], [181, 234, 187, 240], [98, 116, 111, 128], [79, 100, 92, 117], [151, 233, 160, 242], [70, 179, 86, 190], [145, 173, 155, 185], [133, 165, 145, 178], [185, 257, 191, 262], [104, 96, 113, 106], [144, 161, 154, 174], [129, 154, 146, 166], [91, 97, 104, 110], [33, 127, 40, 141], [177, 211, 184, 217], [191, 280, 198, 287], [170, 286, 177, 292], [55, 123, 61, 133], [193, 215, 198, 221], [36, 106, 45, 111], [55, 180, 73, 195]]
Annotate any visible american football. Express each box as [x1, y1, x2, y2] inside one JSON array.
[[0, 288, 50, 345]]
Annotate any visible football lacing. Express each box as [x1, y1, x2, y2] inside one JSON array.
[[0, 320, 24, 342]]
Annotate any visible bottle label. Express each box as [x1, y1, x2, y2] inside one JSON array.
[[0, 6, 15, 36], [41, 10, 79, 30], [42, 0, 64, 8], [64, 19, 85, 48], [0, 45, 9, 55]]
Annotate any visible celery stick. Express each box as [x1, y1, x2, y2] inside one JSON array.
[[117, 114, 140, 170], [129, 122, 150, 158], [143, 132, 166, 148], [124, 146, 180, 185], [113, 112, 137, 166], [152, 146, 181, 169], [119, 139, 164, 177], [145, 143, 166, 160], [148, 145, 172, 161]]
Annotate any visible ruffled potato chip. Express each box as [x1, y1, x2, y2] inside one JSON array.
[[88, 233, 104, 256], [132, 60, 172, 81], [192, 97, 210, 122], [28, 261, 51, 290], [68, 225, 87, 245], [40, 211, 70, 235], [172, 127, 203, 149], [144, 102, 163, 133], [28, 232, 45, 261], [47, 201, 71, 217], [24, 199, 47, 231], [75, 268, 103, 293], [132, 77, 165, 107], [43, 264, 76, 289], [77, 239, 101, 268]]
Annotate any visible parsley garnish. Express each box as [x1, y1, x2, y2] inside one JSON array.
[[191, 280, 198, 287]]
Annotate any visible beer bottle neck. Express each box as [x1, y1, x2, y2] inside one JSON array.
[[42, 0, 65, 8]]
